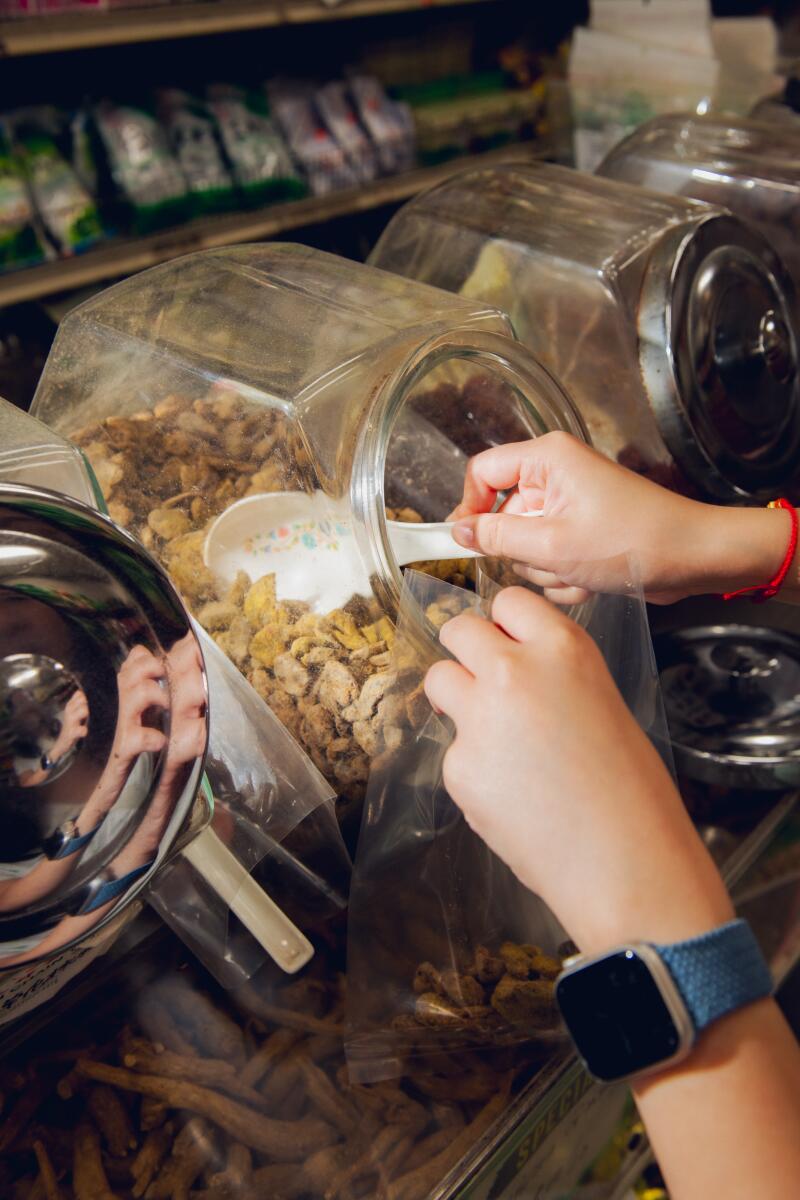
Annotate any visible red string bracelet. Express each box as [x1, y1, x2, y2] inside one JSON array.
[[722, 498, 798, 603]]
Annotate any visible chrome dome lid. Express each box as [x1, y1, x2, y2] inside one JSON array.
[[655, 623, 800, 789], [0, 483, 208, 964], [640, 215, 800, 501]]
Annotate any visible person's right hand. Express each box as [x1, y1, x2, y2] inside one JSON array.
[[108, 645, 168, 776], [450, 433, 792, 605]]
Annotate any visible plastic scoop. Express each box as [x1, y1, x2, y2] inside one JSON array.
[[204, 492, 542, 610], [181, 826, 314, 974]]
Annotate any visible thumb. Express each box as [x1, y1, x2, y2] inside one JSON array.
[[452, 512, 556, 566]]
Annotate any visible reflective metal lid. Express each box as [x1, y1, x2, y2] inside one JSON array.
[[654, 623, 800, 789], [640, 214, 800, 501], [0, 484, 208, 965]]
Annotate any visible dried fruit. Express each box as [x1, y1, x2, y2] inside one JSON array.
[[490, 976, 558, 1028], [415, 994, 463, 1028], [69, 394, 469, 817], [406, 942, 563, 1044]]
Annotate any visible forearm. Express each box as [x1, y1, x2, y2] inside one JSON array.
[[677, 502, 799, 603], [634, 998, 800, 1200], [0, 858, 78, 911], [529, 785, 800, 1200]]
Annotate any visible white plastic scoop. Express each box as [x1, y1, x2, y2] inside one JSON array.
[[181, 826, 314, 974], [204, 492, 542, 611]]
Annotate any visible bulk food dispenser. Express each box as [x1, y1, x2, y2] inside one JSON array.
[[0, 397, 343, 1024], [31, 243, 588, 823], [369, 161, 800, 504], [597, 113, 800, 295], [8, 258, 800, 1200]]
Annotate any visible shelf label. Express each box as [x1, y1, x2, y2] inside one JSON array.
[[457, 1066, 628, 1200]]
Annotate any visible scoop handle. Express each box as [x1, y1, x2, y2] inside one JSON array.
[[387, 513, 542, 567], [181, 827, 314, 975]]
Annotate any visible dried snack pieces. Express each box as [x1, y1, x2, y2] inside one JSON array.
[[70, 388, 473, 819], [407, 943, 562, 1042], [0, 938, 542, 1200]]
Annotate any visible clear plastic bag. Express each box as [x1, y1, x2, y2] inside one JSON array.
[[568, 26, 719, 170], [590, 0, 713, 56], [147, 627, 351, 990], [346, 568, 673, 1083]]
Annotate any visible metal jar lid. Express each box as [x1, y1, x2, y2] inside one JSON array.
[[0, 483, 208, 964], [654, 623, 800, 789], [639, 213, 800, 501]]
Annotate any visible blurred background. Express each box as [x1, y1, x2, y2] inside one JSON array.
[[1, 0, 796, 412]]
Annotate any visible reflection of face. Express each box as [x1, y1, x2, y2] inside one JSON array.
[[0, 590, 117, 841], [0, 592, 74, 668]]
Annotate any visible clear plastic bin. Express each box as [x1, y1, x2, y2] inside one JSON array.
[[598, 113, 800, 296], [0, 398, 100, 505], [369, 161, 800, 502], [31, 242, 587, 812]]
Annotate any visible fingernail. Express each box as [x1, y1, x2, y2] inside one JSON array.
[[452, 523, 475, 547]]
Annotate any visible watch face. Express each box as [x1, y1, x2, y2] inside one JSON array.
[[41, 828, 68, 860], [556, 949, 685, 1082]]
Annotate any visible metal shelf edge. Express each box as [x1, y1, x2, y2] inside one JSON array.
[[0, 141, 540, 307], [0, 0, 493, 56]]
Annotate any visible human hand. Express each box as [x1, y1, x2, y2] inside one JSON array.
[[48, 688, 89, 763], [424, 587, 733, 955], [163, 632, 207, 771], [107, 645, 169, 784], [125, 632, 207, 857], [449, 433, 791, 604]]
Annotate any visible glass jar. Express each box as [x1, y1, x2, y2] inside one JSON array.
[[0, 397, 101, 506], [31, 242, 586, 812], [597, 113, 800, 298], [369, 161, 800, 502], [750, 95, 800, 127]]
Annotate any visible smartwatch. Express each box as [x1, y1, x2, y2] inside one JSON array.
[[42, 816, 104, 861], [76, 861, 154, 914], [555, 919, 774, 1083]]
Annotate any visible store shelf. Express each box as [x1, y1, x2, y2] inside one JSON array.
[[0, 0, 493, 56], [0, 141, 540, 307]]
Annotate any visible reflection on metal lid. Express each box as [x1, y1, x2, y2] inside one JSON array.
[[655, 623, 800, 789], [0, 483, 207, 966]]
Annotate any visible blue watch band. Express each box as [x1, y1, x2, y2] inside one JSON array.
[[656, 918, 774, 1034], [78, 861, 154, 914], [52, 826, 98, 860]]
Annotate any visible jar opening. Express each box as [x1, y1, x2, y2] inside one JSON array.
[[355, 330, 588, 624]]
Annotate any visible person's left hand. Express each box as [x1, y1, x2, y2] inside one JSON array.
[[424, 587, 733, 956], [48, 688, 89, 762]]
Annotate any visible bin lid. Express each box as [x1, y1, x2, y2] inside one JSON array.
[[0, 484, 207, 962], [654, 623, 800, 789], [640, 214, 800, 500]]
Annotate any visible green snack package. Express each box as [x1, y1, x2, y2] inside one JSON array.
[[157, 88, 236, 217], [94, 100, 189, 234], [16, 132, 105, 255], [207, 85, 306, 207], [0, 123, 47, 272]]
